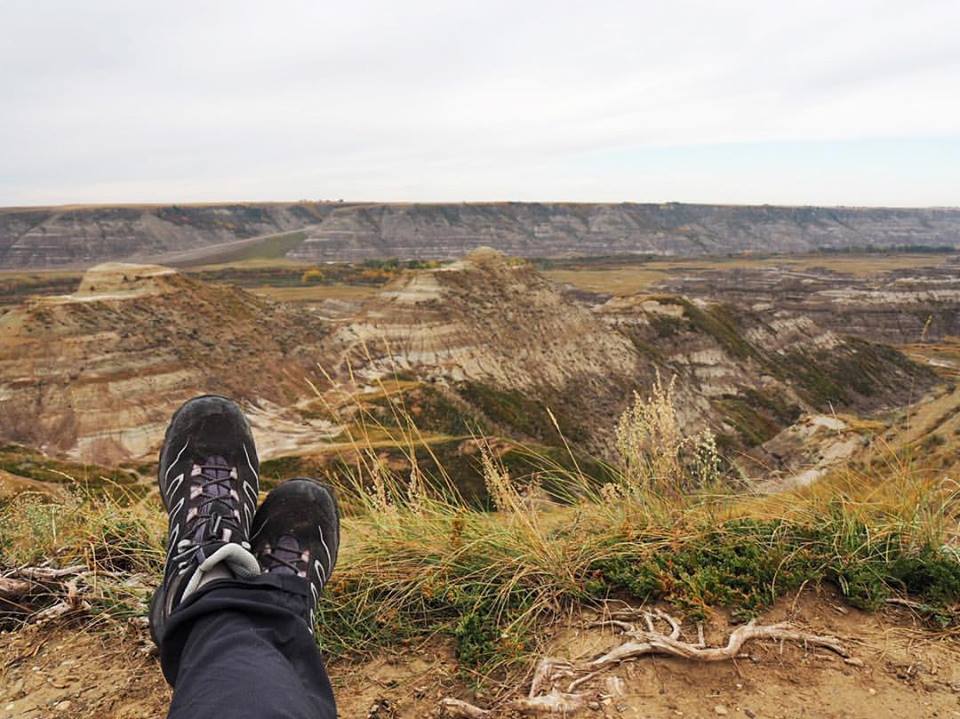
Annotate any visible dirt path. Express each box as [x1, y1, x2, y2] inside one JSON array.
[[1, 592, 958, 718]]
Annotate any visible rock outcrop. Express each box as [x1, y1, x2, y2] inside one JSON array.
[[4, 202, 960, 268], [655, 261, 960, 345], [0, 203, 339, 268], [323, 248, 648, 453], [291, 203, 960, 263], [0, 263, 331, 462]]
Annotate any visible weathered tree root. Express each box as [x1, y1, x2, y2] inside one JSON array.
[[584, 617, 850, 671], [439, 609, 858, 717]]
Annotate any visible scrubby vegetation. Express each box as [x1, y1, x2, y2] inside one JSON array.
[[309, 388, 960, 676], [1, 383, 958, 685]]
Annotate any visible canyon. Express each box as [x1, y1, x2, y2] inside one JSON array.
[[1, 250, 948, 494], [3, 202, 959, 268]]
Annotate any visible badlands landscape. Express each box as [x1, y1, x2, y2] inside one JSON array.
[[2, 207, 960, 717], [3, 201, 960, 268]]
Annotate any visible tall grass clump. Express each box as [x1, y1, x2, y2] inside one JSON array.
[[615, 372, 724, 499], [0, 491, 163, 573]]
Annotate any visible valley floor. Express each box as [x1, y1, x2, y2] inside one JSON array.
[[2, 591, 958, 719]]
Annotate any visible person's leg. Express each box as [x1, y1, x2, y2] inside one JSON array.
[[148, 396, 341, 718], [161, 576, 336, 719], [149, 395, 264, 646]]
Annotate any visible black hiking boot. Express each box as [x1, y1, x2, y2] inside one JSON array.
[[149, 395, 262, 645], [251, 479, 340, 631]]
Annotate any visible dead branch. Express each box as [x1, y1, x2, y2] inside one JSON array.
[[511, 690, 586, 716], [0, 564, 92, 620], [566, 669, 604, 693], [0, 577, 33, 599], [885, 597, 927, 610], [586, 619, 635, 632], [586, 619, 848, 670], [12, 565, 88, 581], [529, 658, 574, 699]]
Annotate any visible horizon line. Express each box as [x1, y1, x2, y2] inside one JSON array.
[[3, 199, 960, 212]]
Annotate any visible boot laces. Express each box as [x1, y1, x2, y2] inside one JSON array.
[[261, 535, 319, 633], [171, 461, 246, 570], [261, 535, 306, 577]]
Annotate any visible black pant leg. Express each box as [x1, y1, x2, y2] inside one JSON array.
[[160, 574, 336, 719]]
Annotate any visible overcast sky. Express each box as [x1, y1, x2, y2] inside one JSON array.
[[2, 0, 959, 207]]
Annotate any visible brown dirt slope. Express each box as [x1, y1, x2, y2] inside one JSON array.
[[1, 592, 957, 719], [0, 252, 937, 476], [328, 250, 936, 459]]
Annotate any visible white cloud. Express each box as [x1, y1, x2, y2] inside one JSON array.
[[1, 0, 958, 205]]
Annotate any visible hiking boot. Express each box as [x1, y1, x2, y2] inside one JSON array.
[[149, 395, 262, 645], [251, 478, 340, 631]]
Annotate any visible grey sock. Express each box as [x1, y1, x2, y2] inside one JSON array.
[[196, 563, 233, 589], [182, 543, 261, 601]]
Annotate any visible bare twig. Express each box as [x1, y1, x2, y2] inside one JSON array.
[[12, 565, 88, 581], [885, 597, 927, 610]]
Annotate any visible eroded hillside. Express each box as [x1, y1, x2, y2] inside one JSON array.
[[0, 263, 332, 462], [654, 258, 960, 345], [0, 250, 937, 491], [0, 202, 340, 268], [3, 201, 960, 268], [325, 250, 934, 467]]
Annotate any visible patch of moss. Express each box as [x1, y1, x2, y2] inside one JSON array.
[[590, 517, 960, 622], [774, 351, 850, 406], [365, 384, 485, 437], [771, 338, 933, 409], [648, 314, 686, 339], [716, 398, 781, 446], [0, 444, 141, 495]]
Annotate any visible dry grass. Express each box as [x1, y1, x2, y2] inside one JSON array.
[[307, 380, 960, 681]]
